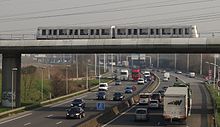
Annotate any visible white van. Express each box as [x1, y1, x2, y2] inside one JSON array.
[[189, 72, 195, 78], [144, 71, 150, 77], [98, 83, 108, 91], [120, 69, 129, 80], [139, 93, 151, 105]]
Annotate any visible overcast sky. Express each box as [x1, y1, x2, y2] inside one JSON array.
[[0, 0, 219, 36]]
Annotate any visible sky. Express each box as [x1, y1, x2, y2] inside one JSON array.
[[0, 0, 220, 36]]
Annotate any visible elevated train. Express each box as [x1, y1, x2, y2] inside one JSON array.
[[36, 25, 198, 40]]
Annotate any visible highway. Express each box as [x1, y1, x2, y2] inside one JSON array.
[[104, 71, 214, 127], [0, 71, 152, 127]]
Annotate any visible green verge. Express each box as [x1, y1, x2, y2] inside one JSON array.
[[207, 85, 220, 126]]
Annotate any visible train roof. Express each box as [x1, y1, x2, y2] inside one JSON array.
[[37, 25, 196, 29]]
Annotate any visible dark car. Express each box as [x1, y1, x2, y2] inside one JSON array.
[[71, 99, 86, 108], [66, 107, 85, 119], [158, 90, 165, 97], [151, 93, 162, 102], [97, 91, 107, 100], [124, 86, 133, 94], [115, 79, 122, 85], [113, 92, 125, 101]]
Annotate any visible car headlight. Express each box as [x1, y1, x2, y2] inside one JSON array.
[[78, 104, 82, 106], [66, 113, 69, 115], [75, 113, 80, 115], [71, 104, 73, 106]]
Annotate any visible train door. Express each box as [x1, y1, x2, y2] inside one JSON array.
[[111, 26, 116, 39]]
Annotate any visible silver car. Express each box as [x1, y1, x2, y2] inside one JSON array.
[[135, 108, 149, 121]]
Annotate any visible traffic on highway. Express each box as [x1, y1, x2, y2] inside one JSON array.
[[0, 65, 214, 127]]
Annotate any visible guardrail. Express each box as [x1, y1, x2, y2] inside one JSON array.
[[77, 73, 160, 127]]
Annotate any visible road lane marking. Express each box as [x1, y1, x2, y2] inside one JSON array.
[[47, 114, 53, 118], [0, 113, 32, 125], [24, 122, 31, 126], [56, 121, 62, 125]]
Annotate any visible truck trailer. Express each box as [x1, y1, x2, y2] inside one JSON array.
[[163, 87, 189, 123]]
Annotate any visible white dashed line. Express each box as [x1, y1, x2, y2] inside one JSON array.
[[56, 121, 63, 125], [47, 114, 53, 118], [0, 113, 32, 125], [24, 122, 31, 126]]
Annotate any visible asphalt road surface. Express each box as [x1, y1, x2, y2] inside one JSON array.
[[104, 71, 214, 127], [0, 72, 151, 127]]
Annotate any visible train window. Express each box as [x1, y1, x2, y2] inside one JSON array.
[[173, 29, 176, 35], [59, 29, 65, 35], [53, 30, 57, 35], [96, 29, 100, 35], [156, 29, 159, 35], [69, 30, 73, 35], [162, 28, 171, 35], [128, 29, 132, 35], [150, 29, 154, 35], [90, 29, 94, 35], [74, 30, 78, 35], [185, 28, 189, 35], [101, 29, 110, 35], [133, 29, 138, 35], [80, 29, 88, 35], [140, 29, 148, 35], [179, 29, 183, 35], [42, 29, 46, 35], [48, 30, 52, 35], [117, 29, 126, 35]]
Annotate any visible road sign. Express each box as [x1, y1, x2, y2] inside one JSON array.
[[218, 81, 220, 87], [96, 102, 105, 110]]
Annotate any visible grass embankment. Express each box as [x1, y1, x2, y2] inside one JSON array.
[[207, 85, 220, 126]]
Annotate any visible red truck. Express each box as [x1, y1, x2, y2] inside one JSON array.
[[131, 66, 141, 81]]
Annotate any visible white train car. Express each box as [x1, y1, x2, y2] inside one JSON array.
[[36, 25, 199, 40]]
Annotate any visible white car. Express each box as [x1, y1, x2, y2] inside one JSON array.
[[149, 100, 160, 108], [135, 108, 149, 121], [98, 83, 108, 91], [137, 78, 145, 84], [139, 93, 151, 105], [144, 71, 150, 77], [163, 77, 169, 82]]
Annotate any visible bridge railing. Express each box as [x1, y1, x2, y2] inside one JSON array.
[[0, 34, 36, 40]]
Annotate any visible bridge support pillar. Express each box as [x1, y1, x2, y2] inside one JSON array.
[[2, 53, 21, 108]]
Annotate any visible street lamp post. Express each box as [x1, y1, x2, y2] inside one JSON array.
[[11, 68, 18, 109], [40, 67, 46, 101], [86, 60, 91, 91], [66, 65, 71, 94]]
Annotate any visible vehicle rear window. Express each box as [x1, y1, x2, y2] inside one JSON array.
[[136, 110, 147, 114], [140, 95, 149, 98], [150, 101, 158, 103]]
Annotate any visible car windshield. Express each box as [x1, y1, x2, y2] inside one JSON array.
[[73, 99, 82, 103], [151, 94, 160, 99], [114, 92, 122, 96], [98, 92, 105, 95], [116, 80, 121, 82], [126, 86, 132, 89], [100, 84, 105, 87], [136, 110, 147, 114], [139, 79, 143, 81]]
